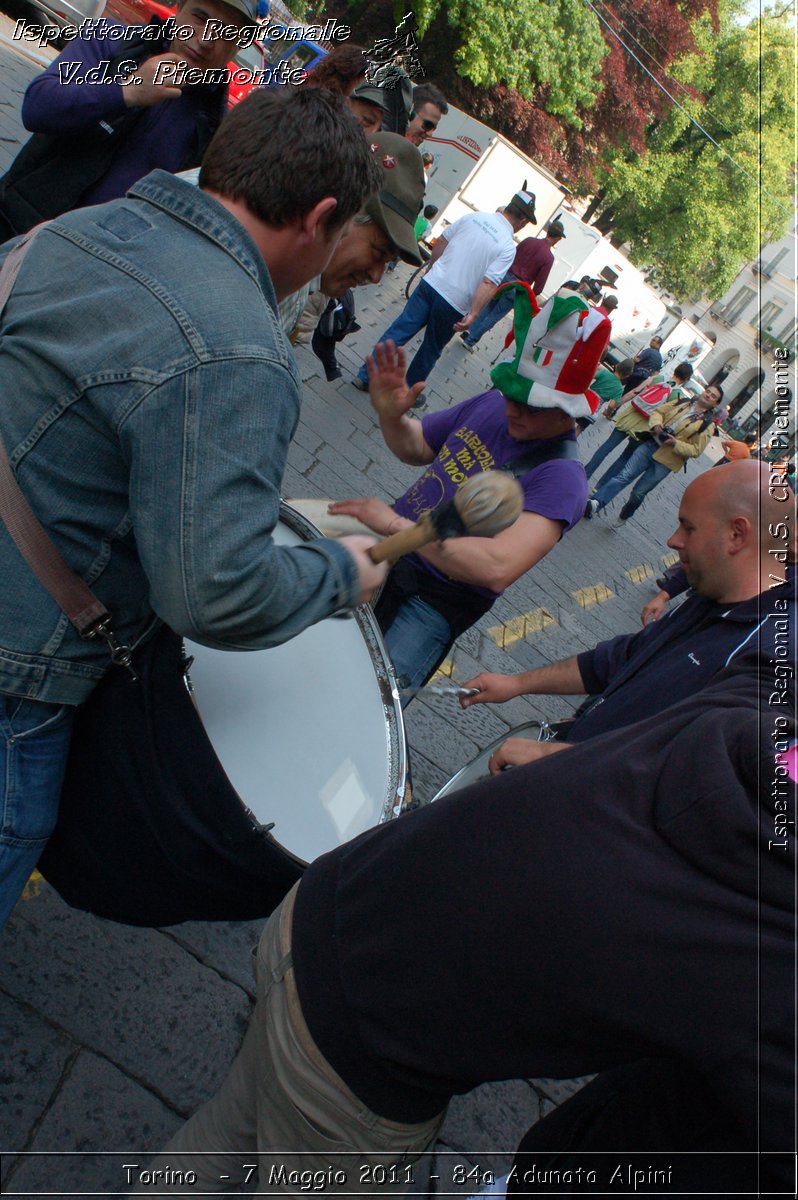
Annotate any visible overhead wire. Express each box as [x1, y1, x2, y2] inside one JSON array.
[[583, 0, 793, 216], [593, 0, 743, 143]]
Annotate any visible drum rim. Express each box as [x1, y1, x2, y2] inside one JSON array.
[[430, 719, 554, 802], [280, 502, 409, 826]]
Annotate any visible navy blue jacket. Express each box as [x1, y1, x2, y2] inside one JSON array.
[[571, 567, 796, 742], [293, 664, 795, 1178]]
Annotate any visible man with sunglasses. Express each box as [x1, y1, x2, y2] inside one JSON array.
[[404, 84, 448, 146]]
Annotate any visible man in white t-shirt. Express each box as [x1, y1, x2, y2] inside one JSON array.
[[354, 188, 536, 396]]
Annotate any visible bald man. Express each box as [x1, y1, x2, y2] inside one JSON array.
[[461, 460, 796, 772]]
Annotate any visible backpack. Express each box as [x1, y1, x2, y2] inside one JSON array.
[[630, 381, 673, 417]]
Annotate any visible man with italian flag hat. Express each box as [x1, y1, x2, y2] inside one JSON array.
[[329, 282, 612, 694]]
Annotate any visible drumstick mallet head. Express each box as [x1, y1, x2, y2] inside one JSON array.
[[369, 472, 524, 565], [432, 471, 524, 539]]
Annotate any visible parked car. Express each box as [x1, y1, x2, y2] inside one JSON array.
[[27, 0, 104, 37], [259, 31, 325, 75], [227, 37, 267, 105]]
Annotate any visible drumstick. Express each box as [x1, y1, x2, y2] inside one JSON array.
[[368, 472, 524, 565]]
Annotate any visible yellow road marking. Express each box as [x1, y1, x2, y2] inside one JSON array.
[[572, 582, 615, 608], [22, 869, 44, 901], [486, 607, 557, 648], [661, 552, 680, 567], [624, 563, 655, 584], [429, 658, 454, 684]]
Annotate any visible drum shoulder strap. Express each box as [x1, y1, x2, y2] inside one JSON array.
[[503, 436, 580, 479]]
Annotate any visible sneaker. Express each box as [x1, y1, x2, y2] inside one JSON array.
[[583, 498, 600, 519], [413, 392, 428, 410], [352, 377, 368, 392], [459, 332, 476, 352], [611, 514, 628, 528]]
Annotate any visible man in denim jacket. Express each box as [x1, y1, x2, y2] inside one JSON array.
[[0, 87, 386, 925]]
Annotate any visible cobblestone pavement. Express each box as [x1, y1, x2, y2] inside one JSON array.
[[0, 26, 719, 1195]]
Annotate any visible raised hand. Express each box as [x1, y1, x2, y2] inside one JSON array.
[[366, 341, 426, 422]]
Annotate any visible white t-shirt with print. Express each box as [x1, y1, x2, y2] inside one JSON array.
[[426, 211, 516, 315]]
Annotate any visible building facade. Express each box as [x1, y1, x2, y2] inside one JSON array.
[[694, 220, 796, 461]]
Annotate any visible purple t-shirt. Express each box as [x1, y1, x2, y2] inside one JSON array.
[[393, 390, 588, 597]]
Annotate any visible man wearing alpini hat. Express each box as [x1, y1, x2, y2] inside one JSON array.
[[332, 284, 612, 693], [348, 82, 388, 135], [283, 131, 426, 377], [353, 186, 538, 400], [459, 217, 566, 351]]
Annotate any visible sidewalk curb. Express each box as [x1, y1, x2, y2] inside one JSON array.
[[0, 31, 55, 70]]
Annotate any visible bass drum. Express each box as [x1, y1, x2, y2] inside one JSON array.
[[41, 503, 407, 926], [185, 502, 408, 865], [431, 720, 556, 801]]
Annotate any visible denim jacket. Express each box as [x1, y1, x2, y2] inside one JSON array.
[[0, 170, 359, 704]]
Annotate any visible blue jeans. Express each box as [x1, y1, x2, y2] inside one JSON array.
[[583, 427, 633, 479], [357, 280, 463, 388], [593, 441, 671, 515], [0, 693, 74, 926], [461, 272, 516, 346], [382, 595, 453, 703], [593, 440, 656, 508], [618, 458, 672, 518]]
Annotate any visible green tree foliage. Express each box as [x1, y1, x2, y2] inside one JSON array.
[[335, 0, 718, 184], [557, 0, 717, 190], [596, 11, 794, 299], [412, 0, 607, 122], [337, 0, 607, 126]]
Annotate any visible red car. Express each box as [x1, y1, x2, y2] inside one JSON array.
[[103, 0, 267, 106]]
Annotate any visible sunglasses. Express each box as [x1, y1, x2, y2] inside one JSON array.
[[419, 118, 438, 132]]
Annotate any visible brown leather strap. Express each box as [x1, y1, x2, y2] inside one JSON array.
[[0, 229, 110, 636]]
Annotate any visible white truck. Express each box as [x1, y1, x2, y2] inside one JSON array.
[[423, 105, 567, 239], [540, 209, 666, 343], [657, 318, 716, 373], [608, 312, 716, 380], [421, 105, 670, 352]]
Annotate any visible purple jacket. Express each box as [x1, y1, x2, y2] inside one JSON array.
[[19, 18, 226, 208]]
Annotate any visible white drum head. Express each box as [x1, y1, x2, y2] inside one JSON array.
[[186, 507, 405, 864]]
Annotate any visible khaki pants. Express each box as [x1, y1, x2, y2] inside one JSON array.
[[141, 884, 444, 1195]]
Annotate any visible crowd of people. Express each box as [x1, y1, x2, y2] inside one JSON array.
[[0, 3, 794, 1192]]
